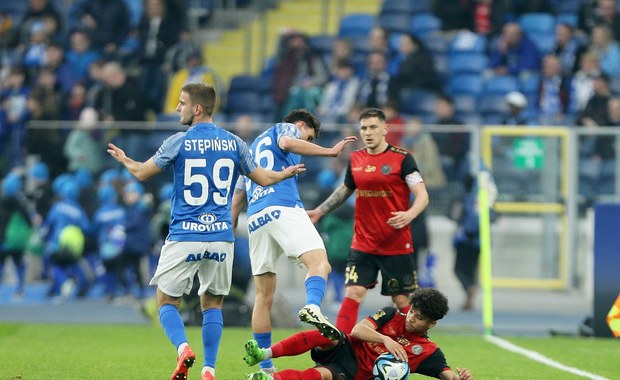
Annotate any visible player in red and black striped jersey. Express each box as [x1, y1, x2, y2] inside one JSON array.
[[244, 288, 474, 380], [309, 108, 429, 333]]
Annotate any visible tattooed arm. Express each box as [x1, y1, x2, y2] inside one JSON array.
[[307, 184, 354, 224]]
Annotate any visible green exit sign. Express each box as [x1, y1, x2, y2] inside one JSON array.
[[513, 138, 544, 170]]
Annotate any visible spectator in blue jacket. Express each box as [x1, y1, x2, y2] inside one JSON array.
[[121, 181, 152, 299], [92, 184, 126, 301], [42, 178, 90, 298], [490, 22, 541, 77]]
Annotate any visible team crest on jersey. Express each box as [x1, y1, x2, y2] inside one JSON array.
[[411, 344, 423, 355], [381, 164, 392, 175], [198, 212, 217, 224]]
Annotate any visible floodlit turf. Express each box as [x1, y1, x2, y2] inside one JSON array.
[[0, 324, 617, 379]]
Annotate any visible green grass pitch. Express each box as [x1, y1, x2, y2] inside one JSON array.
[[0, 323, 617, 379]]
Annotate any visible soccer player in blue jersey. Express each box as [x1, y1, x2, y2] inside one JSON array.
[[107, 83, 305, 380], [231, 109, 357, 374]]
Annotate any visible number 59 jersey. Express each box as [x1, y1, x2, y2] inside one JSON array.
[[153, 123, 257, 242], [245, 123, 303, 217]]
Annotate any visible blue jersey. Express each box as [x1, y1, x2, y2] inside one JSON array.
[[153, 122, 257, 242], [246, 123, 303, 216]]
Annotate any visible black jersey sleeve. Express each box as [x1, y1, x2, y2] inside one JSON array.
[[344, 160, 356, 190], [366, 307, 398, 329], [414, 347, 449, 378], [400, 153, 419, 180]]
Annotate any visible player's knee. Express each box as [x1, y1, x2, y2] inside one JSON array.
[[344, 286, 366, 301]]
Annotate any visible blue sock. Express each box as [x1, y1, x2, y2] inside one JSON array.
[[254, 332, 273, 369], [305, 276, 327, 307], [159, 304, 188, 349], [202, 308, 223, 368]]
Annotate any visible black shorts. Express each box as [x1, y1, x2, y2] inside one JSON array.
[[345, 250, 418, 296], [310, 334, 357, 380]]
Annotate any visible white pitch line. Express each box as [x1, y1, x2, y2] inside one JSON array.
[[485, 335, 609, 380]]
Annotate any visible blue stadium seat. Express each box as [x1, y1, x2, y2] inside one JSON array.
[[409, 13, 441, 37], [422, 33, 451, 56], [381, 0, 416, 15], [550, 0, 582, 14], [556, 13, 578, 27], [449, 31, 487, 54], [519, 13, 556, 36], [484, 75, 519, 95], [225, 91, 262, 115], [479, 95, 508, 115], [378, 13, 412, 35], [398, 89, 437, 116], [228, 75, 262, 93], [308, 34, 336, 56], [519, 74, 541, 96], [452, 94, 479, 114], [529, 33, 556, 54], [338, 13, 375, 39], [448, 74, 484, 97], [380, 0, 432, 15], [447, 52, 489, 75]]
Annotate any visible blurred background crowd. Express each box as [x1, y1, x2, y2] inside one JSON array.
[[0, 0, 618, 308]]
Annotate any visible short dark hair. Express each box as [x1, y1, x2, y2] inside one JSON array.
[[283, 109, 321, 137], [359, 107, 386, 122], [181, 83, 216, 116], [409, 288, 449, 321]]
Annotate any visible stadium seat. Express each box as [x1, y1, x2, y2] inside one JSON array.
[[398, 89, 437, 116], [338, 13, 375, 39], [225, 91, 262, 115], [378, 13, 412, 35], [447, 52, 489, 75], [550, 0, 582, 15], [409, 13, 441, 37], [381, 0, 432, 14], [452, 94, 479, 114], [422, 33, 451, 56], [519, 74, 541, 96], [449, 74, 484, 97], [449, 31, 487, 54], [228, 75, 262, 93], [484, 75, 519, 95], [381, 0, 416, 15], [519, 13, 556, 36], [479, 95, 508, 116], [556, 13, 578, 27], [308, 34, 336, 56]]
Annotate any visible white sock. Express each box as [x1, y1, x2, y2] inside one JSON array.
[[177, 342, 188, 356], [202, 366, 215, 376], [265, 348, 273, 360]]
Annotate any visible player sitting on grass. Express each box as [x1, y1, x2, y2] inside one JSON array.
[[244, 288, 473, 380]]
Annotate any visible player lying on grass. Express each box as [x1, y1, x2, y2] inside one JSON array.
[[243, 288, 473, 380]]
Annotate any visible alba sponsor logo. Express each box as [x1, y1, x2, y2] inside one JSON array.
[[185, 251, 227, 262], [248, 209, 282, 233], [182, 212, 229, 232]]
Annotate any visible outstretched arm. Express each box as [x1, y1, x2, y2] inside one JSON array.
[[246, 164, 306, 187], [307, 184, 354, 224], [107, 143, 161, 181], [279, 135, 357, 157], [351, 319, 408, 362]]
